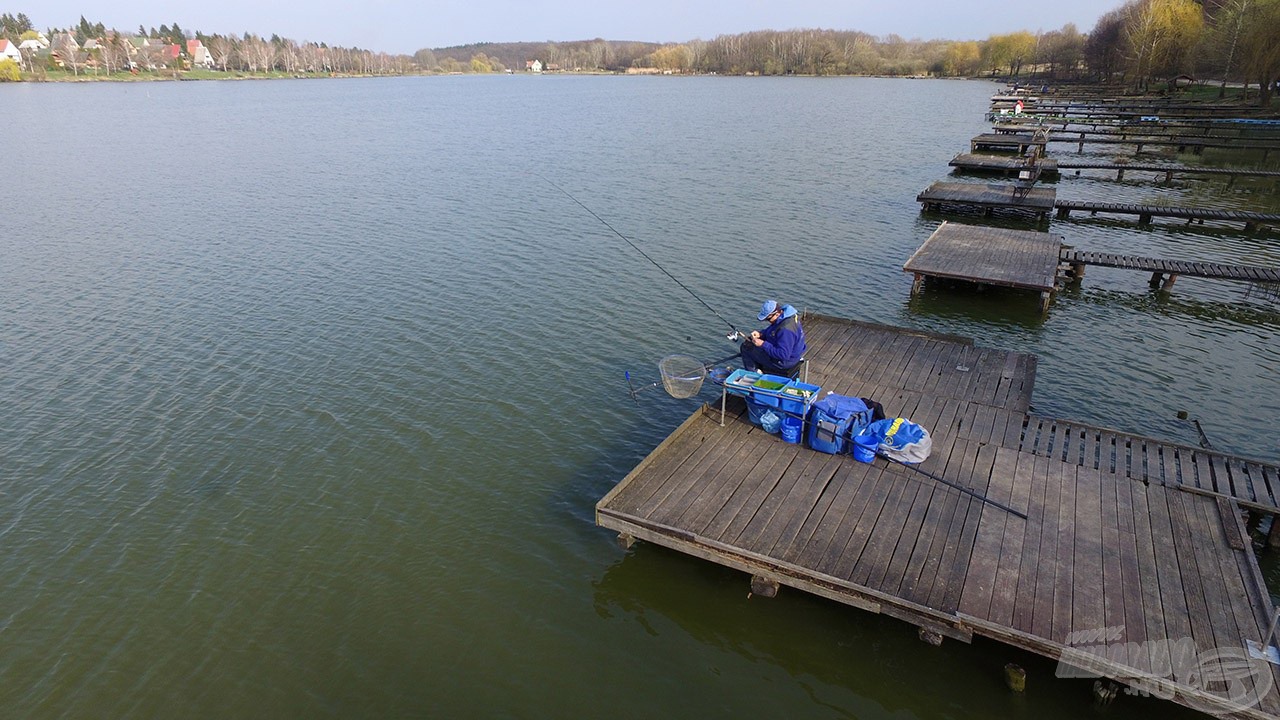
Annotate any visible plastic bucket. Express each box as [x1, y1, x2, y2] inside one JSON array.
[[780, 416, 802, 444], [852, 433, 878, 463], [760, 410, 781, 434]]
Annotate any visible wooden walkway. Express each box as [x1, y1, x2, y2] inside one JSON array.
[[597, 316, 1280, 718], [1061, 248, 1280, 289], [904, 222, 1062, 310], [1056, 162, 1280, 184], [1054, 200, 1280, 231], [918, 181, 1056, 219], [1047, 135, 1279, 158]]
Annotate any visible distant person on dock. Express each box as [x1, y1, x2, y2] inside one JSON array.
[[740, 299, 807, 377]]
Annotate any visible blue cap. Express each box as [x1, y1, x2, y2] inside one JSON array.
[[757, 299, 778, 321]]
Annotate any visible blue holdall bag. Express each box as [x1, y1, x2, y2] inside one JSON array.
[[806, 393, 871, 454]]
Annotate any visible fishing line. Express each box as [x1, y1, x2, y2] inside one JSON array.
[[539, 175, 741, 335]]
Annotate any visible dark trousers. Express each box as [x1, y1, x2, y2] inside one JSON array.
[[740, 342, 800, 378]]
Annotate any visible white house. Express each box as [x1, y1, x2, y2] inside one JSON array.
[[0, 39, 21, 63], [526, 59, 542, 73]]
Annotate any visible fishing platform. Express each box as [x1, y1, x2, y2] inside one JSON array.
[[596, 314, 1280, 718], [917, 182, 1056, 220], [902, 221, 1279, 303]]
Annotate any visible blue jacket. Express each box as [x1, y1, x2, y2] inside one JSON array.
[[759, 305, 806, 367]]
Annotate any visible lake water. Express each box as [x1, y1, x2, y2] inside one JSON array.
[[3, 75, 1276, 718]]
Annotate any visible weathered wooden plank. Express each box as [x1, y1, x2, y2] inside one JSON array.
[[958, 446, 1021, 619], [1097, 469, 1128, 647], [814, 462, 900, 578], [1111, 473, 1148, 647], [789, 461, 878, 568], [1127, 479, 1169, 675], [937, 443, 1001, 613], [1164, 489, 1229, 691], [1010, 453, 1051, 633], [731, 448, 836, 552], [1029, 456, 1066, 640], [1050, 454, 1081, 644], [1144, 486, 1198, 666], [897, 435, 975, 603], [1069, 465, 1107, 640], [650, 418, 790, 524]]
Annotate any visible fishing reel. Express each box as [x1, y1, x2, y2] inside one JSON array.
[[726, 330, 745, 344]]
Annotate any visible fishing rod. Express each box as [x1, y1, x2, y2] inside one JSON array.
[[539, 175, 744, 341], [876, 452, 1028, 520]]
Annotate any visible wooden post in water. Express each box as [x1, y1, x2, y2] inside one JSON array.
[[1004, 664, 1027, 692], [749, 575, 779, 598]]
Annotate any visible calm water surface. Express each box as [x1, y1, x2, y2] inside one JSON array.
[[3, 76, 1277, 718]]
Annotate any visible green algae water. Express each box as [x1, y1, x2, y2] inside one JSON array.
[[2, 75, 1275, 718]]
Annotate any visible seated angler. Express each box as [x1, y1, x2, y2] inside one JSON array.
[[740, 299, 806, 378]]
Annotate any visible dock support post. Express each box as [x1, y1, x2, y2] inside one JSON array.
[[1057, 207, 1070, 219], [617, 533, 636, 550], [911, 273, 925, 295], [1039, 291, 1051, 313], [1116, 168, 1125, 181], [1070, 262, 1085, 280], [1245, 221, 1257, 232], [917, 627, 944, 646], [749, 575, 779, 598], [1149, 272, 1164, 288], [1265, 516, 1280, 548], [1139, 213, 1152, 225], [1136, 143, 1144, 154], [1164, 170, 1173, 183], [1162, 274, 1179, 290], [1004, 664, 1026, 692], [1093, 680, 1120, 707]]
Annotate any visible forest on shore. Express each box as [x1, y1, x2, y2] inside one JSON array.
[[2, 0, 1277, 105]]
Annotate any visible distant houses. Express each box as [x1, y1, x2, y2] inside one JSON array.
[[526, 59, 542, 73], [187, 39, 213, 68], [0, 38, 20, 63]]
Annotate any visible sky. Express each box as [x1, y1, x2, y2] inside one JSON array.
[[27, 0, 1123, 55]]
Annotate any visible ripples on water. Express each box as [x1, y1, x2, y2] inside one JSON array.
[[0, 76, 1272, 718]]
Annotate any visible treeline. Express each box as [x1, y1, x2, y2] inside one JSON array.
[[425, 39, 661, 74], [1086, 0, 1279, 104]]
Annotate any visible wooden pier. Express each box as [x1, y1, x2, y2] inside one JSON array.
[[917, 181, 1056, 220], [903, 222, 1062, 311], [950, 153, 1061, 178], [971, 132, 1050, 155], [1060, 248, 1280, 290], [1054, 200, 1280, 231], [597, 315, 1280, 719]]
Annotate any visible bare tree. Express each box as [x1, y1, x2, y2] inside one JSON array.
[[208, 35, 233, 72]]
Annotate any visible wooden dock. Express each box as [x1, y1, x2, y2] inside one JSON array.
[[950, 153, 1061, 177], [1060, 248, 1280, 290], [1054, 200, 1280, 231], [597, 315, 1280, 719], [918, 182, 1056, 220], [903, 222, 1062, 311], [971, 132, 1050, 154]]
